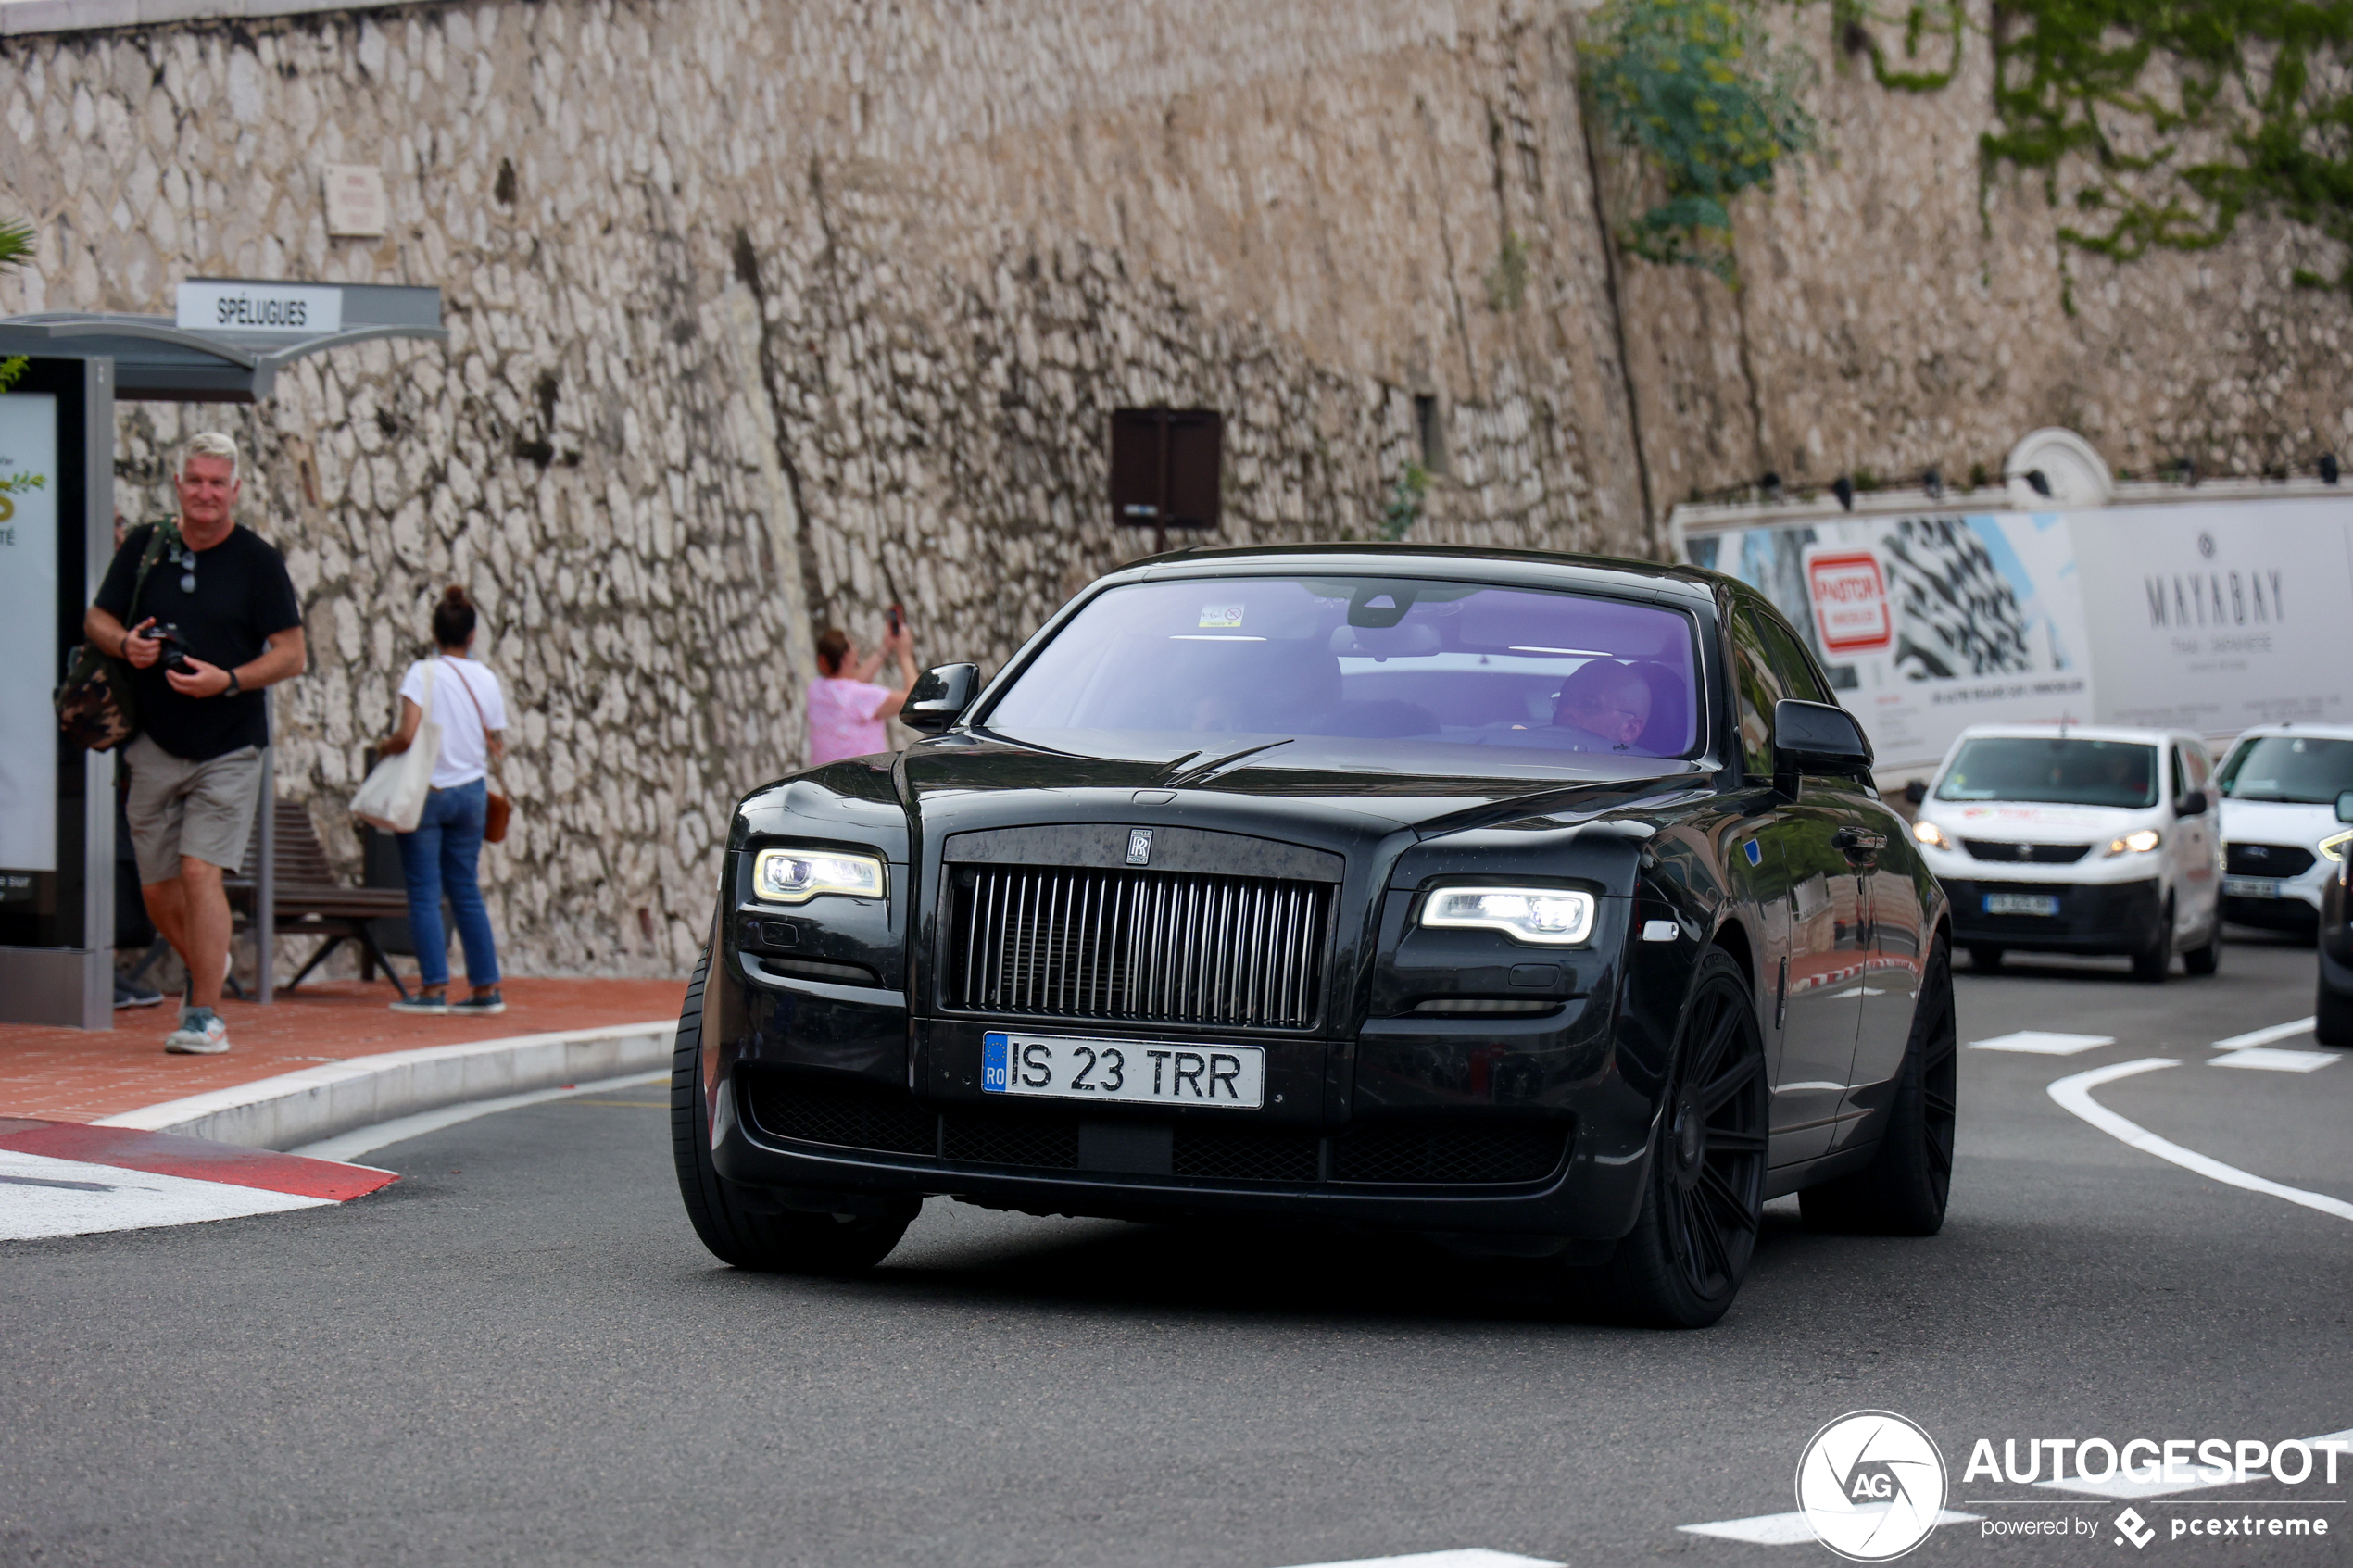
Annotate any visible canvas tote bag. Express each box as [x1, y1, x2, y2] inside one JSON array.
[[351, 658, 443, 833]]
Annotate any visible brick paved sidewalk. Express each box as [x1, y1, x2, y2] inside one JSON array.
[[0, 977, 686, 1123]]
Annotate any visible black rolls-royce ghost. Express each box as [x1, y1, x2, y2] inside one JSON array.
[[673, 546, 1955, 1326]]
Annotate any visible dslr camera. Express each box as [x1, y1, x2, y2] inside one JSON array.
[[145, 622, 195, 674]]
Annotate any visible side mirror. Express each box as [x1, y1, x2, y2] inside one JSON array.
[[1772, 698, 1873, 779], [900, 662, 981, 734], [2339, 789, 2353, 824], [1903, 779, 1929, 808], [2174, 790, 2208, 819]]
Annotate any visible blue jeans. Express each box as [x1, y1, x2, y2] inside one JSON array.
[[396, 778, 500, 990]]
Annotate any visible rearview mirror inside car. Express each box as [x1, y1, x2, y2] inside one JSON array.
[[900, 662, 982, 734], [1772, 698, 1872, 781]]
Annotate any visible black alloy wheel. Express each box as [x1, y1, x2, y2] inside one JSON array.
[[1570, 948, 1768, 1329], [2182, 911, 2223, 976], [1802, 935, 1957, 1236], [670, 949, 916, 1273]]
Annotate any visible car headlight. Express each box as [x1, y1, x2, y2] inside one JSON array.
[[2321, 829, 2353, 864], [1912, 819, 1951, 850], [752, 847, 887, 904], [1421, 885, 1596, 946], [2103, 828, 2162, 858]]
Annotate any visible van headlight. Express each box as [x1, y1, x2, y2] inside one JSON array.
[[2320, 829, 2353, 864], [2103, 828, 2162, 858], [1911, 820, 1951, 850], [1421, 886, 1596, 946], [752, 847, 887, 905]]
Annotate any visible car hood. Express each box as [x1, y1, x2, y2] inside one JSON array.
[[1922, 800, 2144, 841], [896, 732, 1711, 847], [2220, 797, 2337, 847]]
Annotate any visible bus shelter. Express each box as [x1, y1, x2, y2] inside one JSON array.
[[0, 280, 443, 1027]]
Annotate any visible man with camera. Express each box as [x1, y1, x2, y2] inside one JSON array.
[[83, 433, 305, 1054]]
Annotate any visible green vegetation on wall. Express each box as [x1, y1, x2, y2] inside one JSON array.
[[0, 219, 27, 392], [1583, 0, 1819, 278], [1838, 1, 2353, 291]]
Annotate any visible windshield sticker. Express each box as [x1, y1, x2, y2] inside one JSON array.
[[1199, 604, 1245, 629]]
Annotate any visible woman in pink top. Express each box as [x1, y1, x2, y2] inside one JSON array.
[[806, 621, 918, 766]]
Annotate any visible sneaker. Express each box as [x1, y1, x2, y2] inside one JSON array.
[[448, 988, 506, 1017], [115, 976, 165, 1009], [163, 1010, 231, 1054], [390, 990, 449, 1015]]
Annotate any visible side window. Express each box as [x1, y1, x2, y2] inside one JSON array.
[[1729, 608, 1787, 780], [2185, 744, 2211, 789], [1755, 612, 1833, 706]]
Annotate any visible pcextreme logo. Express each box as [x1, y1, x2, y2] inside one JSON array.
[[1796, 1411, 1951, 1562]]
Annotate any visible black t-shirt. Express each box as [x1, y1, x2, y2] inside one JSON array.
[[94, 521, 303, 761]]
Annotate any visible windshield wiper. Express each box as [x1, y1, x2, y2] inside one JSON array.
[[1164, 739, 1293, 787]]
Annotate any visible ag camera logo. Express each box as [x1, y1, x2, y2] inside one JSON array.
[[1795, 1411, 1950, 1561]]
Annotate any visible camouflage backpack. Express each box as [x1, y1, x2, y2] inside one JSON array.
[[54, 517, 178, 751]]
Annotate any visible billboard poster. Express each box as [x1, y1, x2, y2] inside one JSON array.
[[0, 392, 58, 879], [2070, 500, 2353, 734], [1682, 511, 2093, 770]]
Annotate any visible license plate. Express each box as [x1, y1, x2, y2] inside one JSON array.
[[2223, 877, 2283, 899], [982, 1031, 1265, 1110], [1984, 892, 2060, 917]]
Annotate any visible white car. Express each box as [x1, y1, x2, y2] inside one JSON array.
[[1906, 724, 2222, 982], [2213, 722, 2353, 937]]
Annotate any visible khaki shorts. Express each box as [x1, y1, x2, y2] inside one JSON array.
[[124, 734, 266, 884]]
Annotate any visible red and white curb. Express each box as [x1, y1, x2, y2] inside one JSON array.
[[0, 1118, 396, 1240]]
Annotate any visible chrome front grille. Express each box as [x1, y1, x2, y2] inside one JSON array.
[[950, 865, 1331, 1029]]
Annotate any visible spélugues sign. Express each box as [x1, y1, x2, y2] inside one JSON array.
[[175, 280, 344, 335]]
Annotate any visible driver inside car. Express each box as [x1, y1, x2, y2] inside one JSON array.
[[1552, 659, 1655, 752]]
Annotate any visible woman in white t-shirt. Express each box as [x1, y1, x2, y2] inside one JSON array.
[[378, 586, 510, 1017]]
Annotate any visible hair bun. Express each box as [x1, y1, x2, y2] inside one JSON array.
[[443, 584, 471, 606]]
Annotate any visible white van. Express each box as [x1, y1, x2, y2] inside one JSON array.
[[2214, 722, 2353, 937], [1906, 724, 2222, 982]]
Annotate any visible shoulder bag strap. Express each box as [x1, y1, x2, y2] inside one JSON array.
[[447, 661, 500, 779], [125, 517, 177, 622]]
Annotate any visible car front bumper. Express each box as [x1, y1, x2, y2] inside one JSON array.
[[703, 952, 1658, 1241], [1942, 877, 2165, 956]]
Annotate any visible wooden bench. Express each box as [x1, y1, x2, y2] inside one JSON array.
[[222, 798, 418, 999]]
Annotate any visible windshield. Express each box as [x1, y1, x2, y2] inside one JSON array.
[[982, 576, 1704, 781], [2215, 734, 2353, 805], [1935, 737, 2158, 809]]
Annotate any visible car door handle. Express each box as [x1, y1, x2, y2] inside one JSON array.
[[1831, 826, 1887, 859]]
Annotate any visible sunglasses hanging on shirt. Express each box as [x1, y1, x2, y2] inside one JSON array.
[[171, 544, 196, 595]]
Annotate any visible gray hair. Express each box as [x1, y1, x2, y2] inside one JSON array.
[[177, 432, 241, 482]]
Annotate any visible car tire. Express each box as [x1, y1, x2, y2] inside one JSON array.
[[670, 949, 914, 1273], [2131, 897, 2173, 984], [1800, 937, 1957, 1236], [2318, 973, 2353, 1048], [1562, 948, 1768, 1330], [1969, 945, 2004, 972], [2182, 917, 2223, 977]]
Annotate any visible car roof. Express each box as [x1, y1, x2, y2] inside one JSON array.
[[1120, 542, 1726, 607], [1945, 723, 2194, 746], [2225, 721, 2353, 743]]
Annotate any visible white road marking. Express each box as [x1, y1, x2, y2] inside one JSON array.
[[291, 1070, 668, 1163], [2211, 1017, 2317, 1050], [1274, 1552, 1562, 1568], [1970, 1030, 2115, 1054], [2211, 1047, 2340, 1073], [2037, 1427, 2353, 1499], [1678, 1510, 1980, 1545], [0, 1150, 331, 1241], [2046, 1059, 2353, 1223]]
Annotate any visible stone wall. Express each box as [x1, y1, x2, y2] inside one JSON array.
[[2, 0, 2347, 977]]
